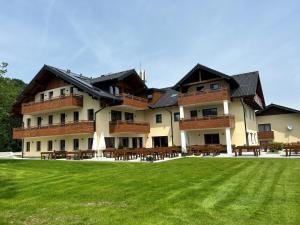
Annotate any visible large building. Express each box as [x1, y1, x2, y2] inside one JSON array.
[[12, 63, 269, 157]]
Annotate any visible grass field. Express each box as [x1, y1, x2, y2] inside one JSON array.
[[0, 158, 300, 225]]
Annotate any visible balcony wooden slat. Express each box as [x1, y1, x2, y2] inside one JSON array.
[[257, 131, 274, 140], [116, 93, 148, 109], [179, 115, 235, 130], [178, 87, 230, 106], [109, 120, 150, 134], [21, 94, 83, 115], [13, 121, 94, 139]]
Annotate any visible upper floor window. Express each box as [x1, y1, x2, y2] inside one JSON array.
[[258, 124, 272, 132], [37, 117, 42, 127], [36, 141, 41, 152], [27, 118, 31, 128], [174, 112, 180, 122], [60, 113, 66, 124], [87, 109, 94, 121], [40, 93, 44, 102], [48, 91, 53, 99], [156, 114, 162, 123], [74, 111, 79, 122], [203, 108, 218, 117], [111, 110, 121, 122], [196, 86, 204, 92], [60, 88, 66, 96], [190, 110, 197, 118], [48, 115, 53, 125], [210, 83, 220, 91], [125, 112, 134, 121]]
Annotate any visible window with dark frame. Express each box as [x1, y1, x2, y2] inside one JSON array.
[[210, 83, 220, 90], [88, 138, 93, 150], [26, 142, 30, 152], [105, 137, 115, 148], [111, 110, 122, 122], [119, 137, 129, 148], [60, 140, 65, 151], [87, 109, 94, 121], [36, 141, 41, 152], [60, 88, 66, 96], [73, 111, 79, 122], [125, 112, 134, 121], [40, 93, 44, 102], [27, 118, 31, 128], [48, 91, 53, 99], [152, 136, 168, 147], [190, 110, 198, 118], [60, 113, 66, 124], [48, 115, 53, 125], [258, 124, 272, 132], [48, 140, 53, 151], [73, 139, 79, 150], [174, 112, 180, 122], [202, 108, 218, 117], [196, 86, 204, 92], [37, 117, 42, 127], [156, 114, 162, 123], [204, 134, 220, 144]]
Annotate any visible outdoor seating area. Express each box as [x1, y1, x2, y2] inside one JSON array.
[[283, 144, 300, 157], [187, 145, 225, 156], [41, 150, 96, 160], [233, 146, 261, 157]]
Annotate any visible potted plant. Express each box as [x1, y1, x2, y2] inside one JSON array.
[[146, 155, 154, 162]]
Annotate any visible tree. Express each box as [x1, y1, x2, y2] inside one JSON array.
[[0, 62, 26, 152]]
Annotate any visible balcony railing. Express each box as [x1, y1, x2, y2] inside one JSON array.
[[21, 94, 83, 115], [116, 93, 148, 109], [179, 115, 235, 130], [178, 87, 230, 106], [257, 131, 274, 140], [109, 120, 150, 134], [13, 120, 94, 139]]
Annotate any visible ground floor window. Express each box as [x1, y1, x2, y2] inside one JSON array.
[[88, 138, 93, 150], [73, 139, 79, 150], [36, 141, 41, 152], [204, 134, 220, 145], [152, 136, 168, 147], [60, 140, 65, 151], [105, 137, 115, 148], [48, 140, 53, 151], [26, 142, 30, 152], [132, 137, 143, 148], [119, 137, 129, 148]]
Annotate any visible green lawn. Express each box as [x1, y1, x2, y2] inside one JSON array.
[[0, 158, 300, 225]]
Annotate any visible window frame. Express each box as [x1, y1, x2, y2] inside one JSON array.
[[210, 83, 220, 91], [36, 141, 41, 152], [202, 108, 218, 117], [48, 140, 53, 151], [73, 139, 79, 151], [174, 112, 180, 122], [156, 114, 162, 124]]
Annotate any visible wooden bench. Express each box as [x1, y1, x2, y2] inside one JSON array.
[[284, 144, 300, 156], [53, 150, 67, 159], [41, 152, 53, 160], [66, 151, 81, 160], [80, 150, 96, 159], [233, 146, 261, 156]]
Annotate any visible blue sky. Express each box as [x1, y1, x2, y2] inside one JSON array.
[[1, 0, 300, 109]]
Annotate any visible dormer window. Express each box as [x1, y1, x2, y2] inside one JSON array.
[[196, 86, 204, 92], [210, 83, 220, 91], [40, 93, 44, 102], [60, 88, 66, 96]]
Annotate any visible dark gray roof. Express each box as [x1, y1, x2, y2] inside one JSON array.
[[90, 69, 136, 84], [230, 71, 259, 97], [45, 65, 120, 101], [149, 88, 179, 109], [256, 103, 300, 116]]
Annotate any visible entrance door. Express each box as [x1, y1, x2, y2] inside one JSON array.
[[204, 134, 220, 145], [152, 136, 168, 147]]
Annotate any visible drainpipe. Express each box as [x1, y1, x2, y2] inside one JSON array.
[[164, 108, 174, 146], [240, 99, 249, 145]]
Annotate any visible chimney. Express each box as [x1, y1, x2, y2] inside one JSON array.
[[138, 69, 146, 83]]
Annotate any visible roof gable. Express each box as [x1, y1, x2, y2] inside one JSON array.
[[256, 104, 300, 116]]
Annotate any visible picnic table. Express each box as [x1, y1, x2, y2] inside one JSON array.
[[233, 146, 261, 157], [284, 144, 300, 156], [66, 151, 81, 160], [41, 152, 53, 160]]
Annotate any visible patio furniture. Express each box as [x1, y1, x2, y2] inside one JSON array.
[[53, 150, 67, 159], [233, 146, 261, 156], [284, 144, 300, 156], [103, 148, 116, 158], [66, 151, 81, 160], [80, 150, 96, 159], [41, 151, 53, 160]]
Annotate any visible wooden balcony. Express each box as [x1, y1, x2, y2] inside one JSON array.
[[109, 120, 150, 134], [257, 131, 274, 140], [21, 94, 83, 115], [13, 121, 94, 139], [116, 93, 148, 110], [178, 87, 230, 106], [179, 115, 235, 130]]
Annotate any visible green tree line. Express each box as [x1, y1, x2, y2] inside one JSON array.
[[0, 62, 26, 152]]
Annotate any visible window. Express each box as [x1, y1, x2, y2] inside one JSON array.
[[196, 86, 204, 92], [74, 111, 79, 122], [60, 88, 66, 96], [111, 110, 122, 122], [36, 141, 41, 152], [27, 118, 31, 128], [109, 86, 114, 94], [48, 91, 53, 99], [48, 115, 53, 125], [26, 142, 30, 152], [210, 83, 220, 90], [87, 109, 94, 121], [60, 140, 65, 151], [190, 110, 198, 118], [147, 94, 153, 100], [60, 113, 66, 124], [152, 136, 168, 147], [119, 137, 129, 148], [156, 114, 162, 123], [204, 134, 220, 144], [37, 117, 42, 127], [202, 108, 218, 117], [115, 86, 120, 95], [125, 112, 134, 121], [70, 87, 74, 94], [174, 112, 180, 122], [105, 137, 115, 148], [40, 93, 44, 102], [258, 124, 272, 132], [138, 137, 143, 148], [48, 140, 53, 151], [88, 138, 93, 150], [132, 138, 138, 148], [73, 139, 79, 150]]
